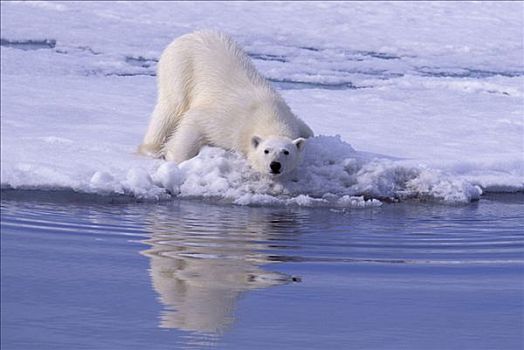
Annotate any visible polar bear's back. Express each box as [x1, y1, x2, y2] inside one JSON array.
[[158, 31, 270, 106]]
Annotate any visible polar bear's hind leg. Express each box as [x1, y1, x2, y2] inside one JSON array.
[[139, 97, 182, 157], [139, 40, 193, 158]]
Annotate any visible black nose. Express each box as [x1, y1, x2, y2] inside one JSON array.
[[270, 161, 281, 173]]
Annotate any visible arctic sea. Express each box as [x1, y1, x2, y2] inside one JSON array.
[[2, 193, 523, 350]]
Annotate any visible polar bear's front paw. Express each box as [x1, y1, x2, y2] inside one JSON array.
[[137, 143, 163, 158]]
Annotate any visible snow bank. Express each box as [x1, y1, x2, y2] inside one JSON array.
[[1, 135, 482, 207]]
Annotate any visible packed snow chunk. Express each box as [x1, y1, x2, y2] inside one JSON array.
[[122, 167, 168, 200], [89, 171, 124, 194], [337, 195, 382, 208], [177, 147, 255, 199], [405, 169, 483, 203], [151, 162, 185, 195]]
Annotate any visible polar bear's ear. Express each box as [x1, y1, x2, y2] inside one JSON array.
[[293, 138, 306, 151], [251, 136, 262, 149]]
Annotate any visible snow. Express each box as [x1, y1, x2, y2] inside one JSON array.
[[1, 1, 523, 207]]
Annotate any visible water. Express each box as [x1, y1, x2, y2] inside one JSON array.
[[1, 192, 523, 349]]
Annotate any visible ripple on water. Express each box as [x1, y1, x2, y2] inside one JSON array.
[[2, 194, 523, 267]]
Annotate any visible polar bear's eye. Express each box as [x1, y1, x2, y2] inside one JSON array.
[[283, 150, 289, 155], [264, 149, 269, 154]]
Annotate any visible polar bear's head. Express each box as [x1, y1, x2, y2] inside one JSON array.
[[249, 136, 306, 176]]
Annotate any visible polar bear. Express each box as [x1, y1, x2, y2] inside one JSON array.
[[138, 31, 314, 176]]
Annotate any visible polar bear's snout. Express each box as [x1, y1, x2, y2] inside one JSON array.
[[270, 161, 281, 174]]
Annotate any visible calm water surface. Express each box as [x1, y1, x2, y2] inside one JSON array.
[[1, 192, 523, 349]]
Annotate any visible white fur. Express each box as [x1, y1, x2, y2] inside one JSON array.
[[139, 30, 314, 176]]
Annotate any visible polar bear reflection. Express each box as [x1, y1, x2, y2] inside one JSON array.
[[141, 207, 301, 333]]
